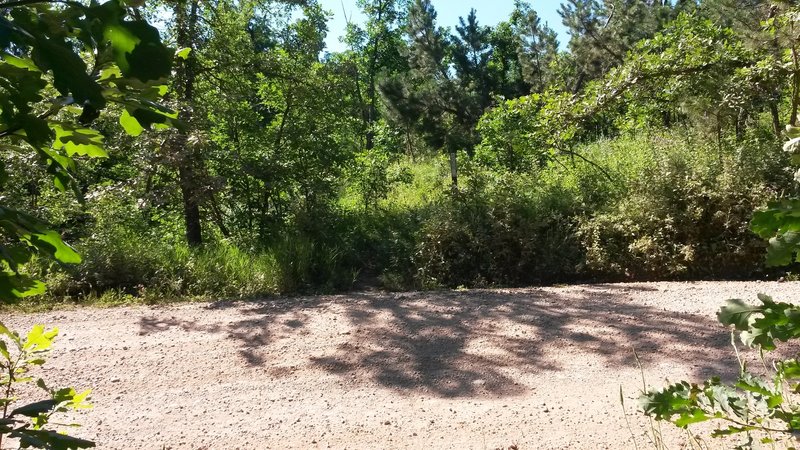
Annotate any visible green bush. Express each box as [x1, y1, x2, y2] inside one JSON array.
[[26, 126, 794, 302], [578, 131, 787, 279], [33, 186, 281, 300], [45, 228, 281, 300], [414, 168, 583, 287]]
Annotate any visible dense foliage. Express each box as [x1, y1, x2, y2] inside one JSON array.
[[0, 0, 178, 447], [0, 0, 177, 302], [637, 62, 800, 447], [4, 0, 800, 303]]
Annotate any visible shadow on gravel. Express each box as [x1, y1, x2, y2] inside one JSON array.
[[138, 298, 326, 366], [136, 286, 736, 399], [139, 316, 223, 335], [311, 287, 735, 398]]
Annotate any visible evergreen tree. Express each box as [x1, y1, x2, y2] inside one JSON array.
[[452, 9, 493, 105], [510, 1, 560, 93], [559, 0, 675, 90]]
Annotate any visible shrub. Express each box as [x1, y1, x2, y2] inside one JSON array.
[[578, 131, 787, 279], [414, 168, 583, 287]]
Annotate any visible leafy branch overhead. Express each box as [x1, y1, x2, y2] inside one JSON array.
[[0, 0, 178, 301], [637, 7, 800, 441], [477, 14, 760, 172]]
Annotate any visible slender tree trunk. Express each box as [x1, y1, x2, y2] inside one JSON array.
[[365, 0, 387, 151], [769, 101, 782, 138], [179, 162, 202, 245], [735, 109, 746, 142], [449, 151, 458, 190], [208, 193, 230, 238], [171, 0, 202, 247]]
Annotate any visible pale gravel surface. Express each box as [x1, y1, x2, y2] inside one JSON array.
[[3, 281, 800, 449]]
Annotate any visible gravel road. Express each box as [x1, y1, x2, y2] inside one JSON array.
[[3, 281, 799, 449]]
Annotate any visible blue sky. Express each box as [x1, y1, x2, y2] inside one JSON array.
[[318, 0, 568, 52]]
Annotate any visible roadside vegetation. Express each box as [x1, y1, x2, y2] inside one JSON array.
[[6, 0, 800, 307], [4, 0, 800, 447]]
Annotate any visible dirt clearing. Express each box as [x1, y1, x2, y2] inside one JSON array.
[[3, 281, 798, 449]]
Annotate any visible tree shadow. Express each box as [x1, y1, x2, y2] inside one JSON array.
[[138, 316, 222, 335], [138, 297, 327, 366], [136, 286, 743, 399], [311, 288, 737, 398]]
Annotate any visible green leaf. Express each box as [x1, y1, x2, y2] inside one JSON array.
[[674, 409, 713, 427], [718, 299, 757, 330], [0, 340, 10, 361], [0, 271, 46, 299], [0, 321, 21, 346], [28, 230, 81, 264], [119, 109, 144, 136], [51, 125, 107, 158], [751, 200, 800, 267], [19, 114, 54, 149], [105, 21, 172, 82], [23, 324, 58, 352], [766, 231, 800, 267], [30, 35, 105, 109], [735, 373, 783, 408], [103, 24, 139, 74], [711, 425, 759, 437], [0, 207, 81, 264], [2, 54, 39, 72], [175, 47, 192, 60]]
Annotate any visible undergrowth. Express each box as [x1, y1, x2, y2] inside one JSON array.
[[17, 127, 792, 306]]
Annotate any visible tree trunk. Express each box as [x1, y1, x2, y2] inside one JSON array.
[[769, 101, 782, 138], [735, 109, 746, 142], [179, 162, 202, 245], [449, 152, 458, 190], [171, 0, 202, 247]]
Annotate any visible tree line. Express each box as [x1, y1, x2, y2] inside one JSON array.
[[3, 0, 799, 300]]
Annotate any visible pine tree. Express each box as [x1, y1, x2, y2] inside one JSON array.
[[510, 1, 559, 93], [380, 0, 472, 187], [452, 9, 493, 104], [559, 0, 674, 90]]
